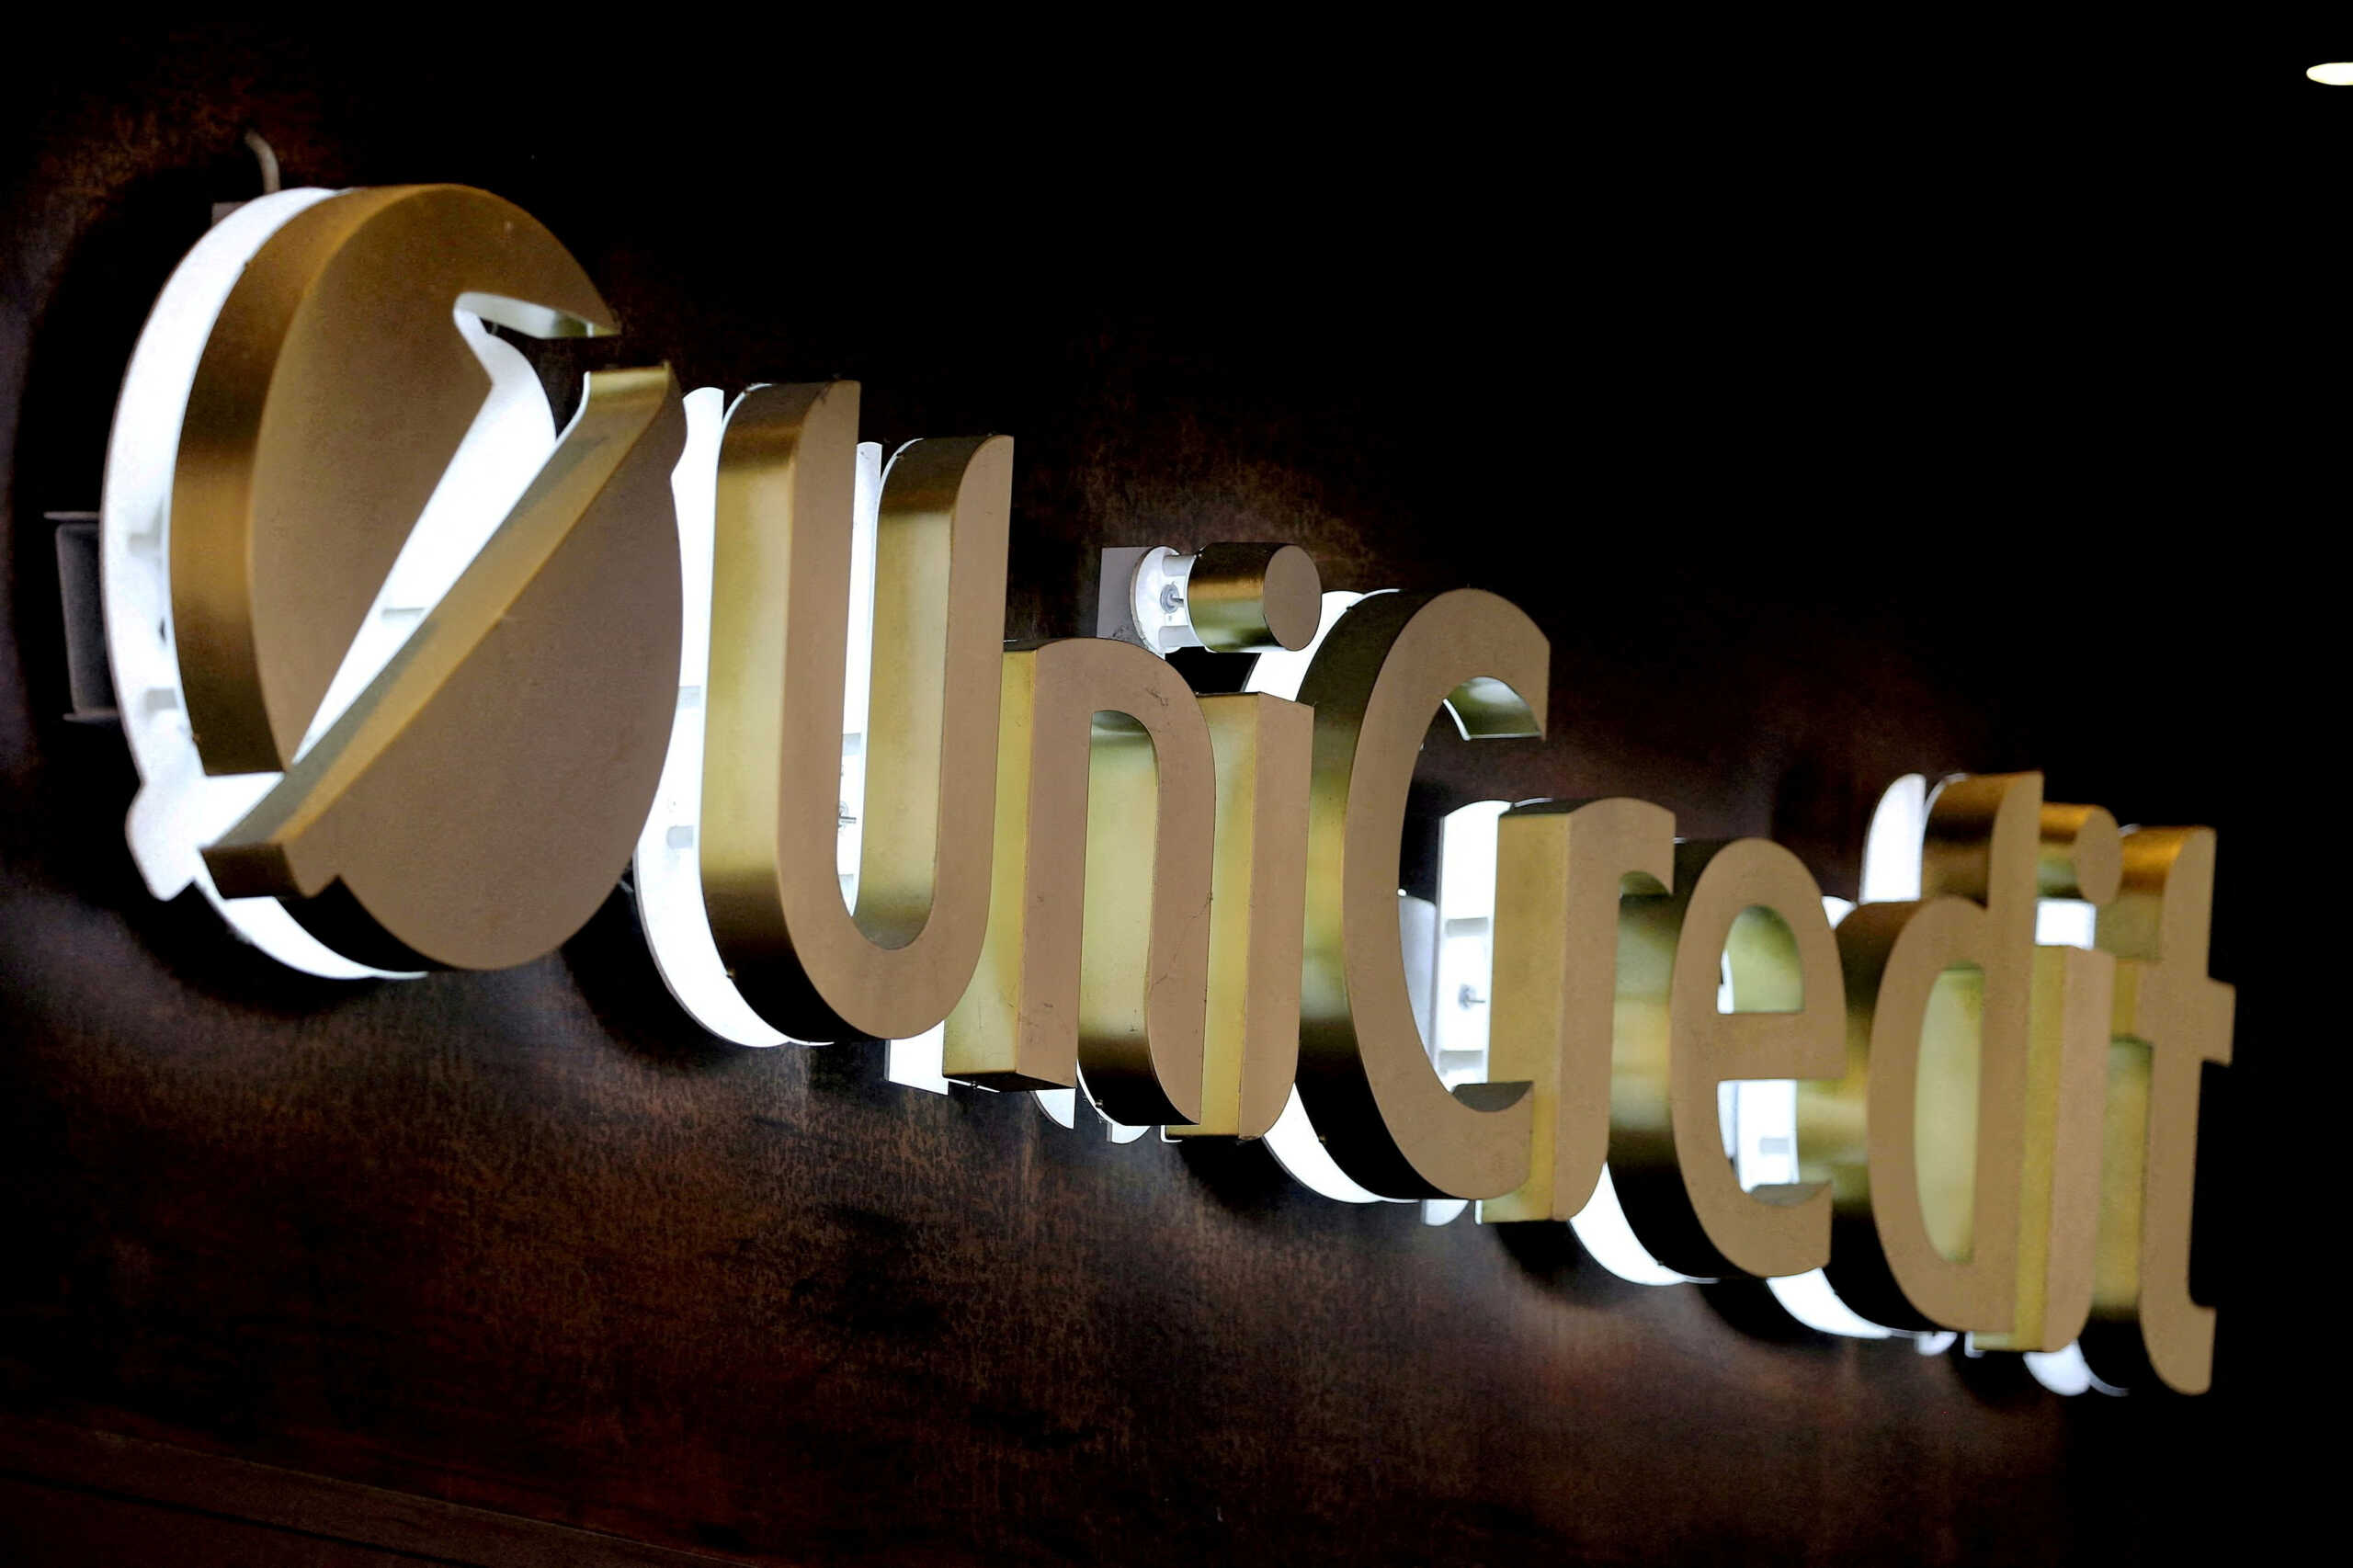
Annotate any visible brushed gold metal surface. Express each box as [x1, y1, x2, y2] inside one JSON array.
[[119, 178, 2246, 1384], [1293, 591, 1545, 1199], [1806, 776, 2143, 1341], [1974, 943, 2113, 1351], [699, 382, 1012, 1041], [1975, 801, 2120, 1351], [2038, 802, 2123, 902], [1185, 543, 1323, 653], [1478, 798, 1673, 1224], [2091, 826, 2233, 1392], [172, 185, 617, 774], [172, 181, 682, 971], [1611, 839, 1847, 1278], [942, 639, 1216, 1125], [1810, 773, 2043, 1332], [201, 367, 686, 969], [1167, 692, 1313, 1139]]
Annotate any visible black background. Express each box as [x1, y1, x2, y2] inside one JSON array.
[[1, 19, 2343, 1564]]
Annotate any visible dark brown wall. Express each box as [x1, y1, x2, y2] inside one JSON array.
[[1, 25, 2334, 1565]]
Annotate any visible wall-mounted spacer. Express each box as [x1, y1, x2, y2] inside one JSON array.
[[50, 511, 118, 722], [1097, 542, 1322, 656]]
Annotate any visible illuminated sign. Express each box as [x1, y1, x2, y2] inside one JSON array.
[[95, 185, 2231, 1396]]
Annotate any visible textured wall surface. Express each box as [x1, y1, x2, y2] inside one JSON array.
[[0, 27, 2328, 1564]]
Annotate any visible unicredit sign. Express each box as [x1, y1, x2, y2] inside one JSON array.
[[94, 185, 2232, 1395]]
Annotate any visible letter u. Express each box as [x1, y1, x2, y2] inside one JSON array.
[[698, 381, 1012, 1040]]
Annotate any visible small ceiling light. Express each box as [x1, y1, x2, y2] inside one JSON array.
[[2308, 62, 2353, 85]]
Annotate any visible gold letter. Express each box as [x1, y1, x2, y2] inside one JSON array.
[[1980, 803, 2121, 1352], [175, 186, 621, 773], [1479, 798, 1674, 1224], [1168, 692, 1313, 1139], [943, 638, 1217, 1125], [1815, 773, 2041, 1331], [1812, 774, 2127, 1340], [2088, 826, 2233, 1392], [187, 187, 685, 970], [699, 382, 1012, 1041], [1612, 839, 1847, 1278], [1294, 591, 1546, 1199]]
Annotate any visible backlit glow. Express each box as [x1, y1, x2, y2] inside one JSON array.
[[631, 392, 789, 1045], [632, 414, 888, 1050], [100, 187, 414, 981]]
